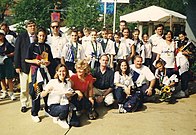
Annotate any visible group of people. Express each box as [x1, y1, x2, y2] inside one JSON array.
[[0, 20, 195, 129]]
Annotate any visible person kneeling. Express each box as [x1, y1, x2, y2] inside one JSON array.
[[41, 64, 74, 129]]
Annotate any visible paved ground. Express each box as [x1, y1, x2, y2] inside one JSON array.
[[0, 81, 196, 135]]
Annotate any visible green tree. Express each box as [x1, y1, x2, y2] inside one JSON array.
[[0, 0, 14, 22], [13, 0, 54, 30], [65, 0, 102, 29]]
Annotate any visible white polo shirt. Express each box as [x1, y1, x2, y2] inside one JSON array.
[[47, 35, 67, 59], [149, 34, 164, 54]]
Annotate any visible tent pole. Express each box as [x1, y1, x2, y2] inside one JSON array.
[[170, 15, 173, 31], [113, 0, 117, 33]]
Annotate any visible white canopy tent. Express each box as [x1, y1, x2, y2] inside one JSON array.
[[120, 5, 186, 36]]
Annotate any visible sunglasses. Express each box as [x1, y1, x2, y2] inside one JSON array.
[[51, 26, 59, 29]]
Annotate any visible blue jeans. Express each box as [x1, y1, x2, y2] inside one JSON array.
[[48, 104, 69, 120], [29, 69, 48, 116], [115, 87, 127, 104], [181, 71, 189, 91], [70, 94, 92, 112]]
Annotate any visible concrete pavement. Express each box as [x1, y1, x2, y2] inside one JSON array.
[[0, 83, 196, 135]]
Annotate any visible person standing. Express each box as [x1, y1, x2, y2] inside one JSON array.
[[61, 29, 85, 73], [47, 21, 67, 78], [0, 30, 16, 100], [149, 24, 164, 72], [14, 20, 36, 113]]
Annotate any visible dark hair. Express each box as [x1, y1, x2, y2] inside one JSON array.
[[134, 55, 143, 61], [122, 27, 132, 39], [54, 64, 70, 83], [178, 31, 187, 36], [35, 27, 48, 42], [155, 59, 166, 67], [155, 24, 164, 30], [120, 20, 127, 26], [164, 30, 174, 40], [116, 59, 130, 76], [133, 29, 140, 34], [114, 32, 121, 37], [142, 33, 149, 37]]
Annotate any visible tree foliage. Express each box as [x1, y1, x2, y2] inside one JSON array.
[[13, 0, 54, 29], [0, 0, 14, 22], [65, 0, 102, 29]]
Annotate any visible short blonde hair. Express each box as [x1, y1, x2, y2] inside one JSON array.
[[75, 59, 90, 76]]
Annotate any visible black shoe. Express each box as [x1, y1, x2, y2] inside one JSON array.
[[21, 106, 27, 113]]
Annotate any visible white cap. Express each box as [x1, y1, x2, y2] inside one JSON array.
[[0, 30, 5, 35]]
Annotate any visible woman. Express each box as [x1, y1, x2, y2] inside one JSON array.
[[25, 27, 53, 123], [41, 64, 73, 128], [142, 33, 152, 68], [156, 30, 176, 70], [132, 29, 145, 63], [121, 27, 135, 65], [114, 59, 134, 113], [70, 59, 98, 120], [0, 30, 16, 100]]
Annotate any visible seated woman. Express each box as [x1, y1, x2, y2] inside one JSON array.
[[155, 59, 178, 103], [41, 64, 73, 129], [70, 59, 98, 120], [114, 59, 134, 113]]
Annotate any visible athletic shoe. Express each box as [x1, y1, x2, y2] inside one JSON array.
[[31, 116, 40, 123], [10, 93, 16, 101], [57, 120, 69, 129], [53, 117, 58, 124], [118, 104, 127, 113], [0, 91, 7, 99], [174, 90, 185, 98]]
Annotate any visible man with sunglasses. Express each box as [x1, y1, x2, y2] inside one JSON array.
[[14, 20, 36, 113], [47, 21, 68, 78]]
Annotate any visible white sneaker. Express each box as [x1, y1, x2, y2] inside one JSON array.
[[53, 117, 58, 124], [0, 91, 7, 99], [10, 93, 16, 101], [57, 120, 69, 129], [31, 116, 40, 123], [118, 104, 127, 113], [174, 90, 185, 98]]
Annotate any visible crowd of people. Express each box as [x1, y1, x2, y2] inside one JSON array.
[[0, 20, 195, 129]]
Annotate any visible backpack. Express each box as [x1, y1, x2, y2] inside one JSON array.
[[124, 85, 143, 112]]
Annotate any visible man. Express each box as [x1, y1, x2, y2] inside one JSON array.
[[0, 22, 17, 46], [61, 29, 85, 73], [119, 20, 127, 37], [92, 54, 115, 106], [130, 55, 156, 102], [149, 24, 164, 72], [99, 28, 115, 69], [14, 20, 36, 113], [47, 21, 68, 78]]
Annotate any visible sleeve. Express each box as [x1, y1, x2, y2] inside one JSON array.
[[109, 70, 114, 88], [47, 45, 53, 63], [44, 80, 53, 91], [25, 44, 34, 59], [145, 67, 155, 81], [5, 42, 15, 54], [114, 71, 120, 84], [61, 44, 68, 58], [14, 35, 22, 68]]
